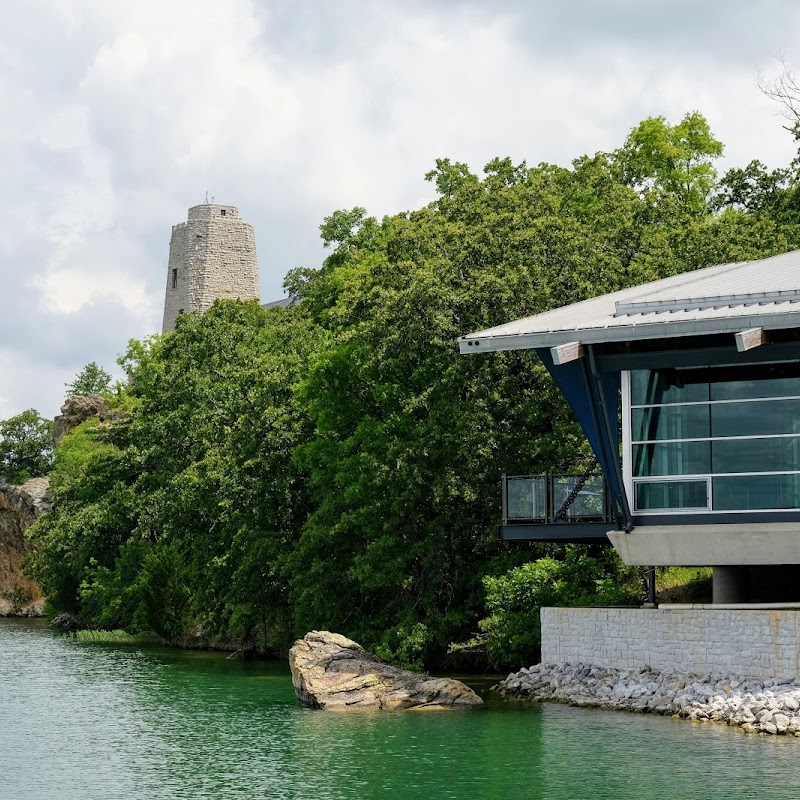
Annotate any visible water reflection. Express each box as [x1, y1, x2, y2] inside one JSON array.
[[1, 619, 797, 800]]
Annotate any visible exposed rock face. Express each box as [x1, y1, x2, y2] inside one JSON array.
[[52, 394, 110, 445], [0, 478, 50, 616], [289, 631, 483, 710]]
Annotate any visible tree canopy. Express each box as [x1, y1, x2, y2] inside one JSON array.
[[65, 362, 112, 398], [26, 111, 800, 668], [0, 409, 53, 484]]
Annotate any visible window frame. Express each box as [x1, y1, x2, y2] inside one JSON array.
[[623, 365, 800, 515]]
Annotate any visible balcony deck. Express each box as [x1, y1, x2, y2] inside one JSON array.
[[501, 473, 616, 543]]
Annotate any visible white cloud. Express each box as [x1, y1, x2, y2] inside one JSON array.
[[0, 0, 799, 420], [0, 349, 72, 419], [31, 266, 152, 316]]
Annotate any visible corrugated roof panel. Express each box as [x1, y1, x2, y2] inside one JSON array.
[[615, 289, 800, 316], [459, 249, 800, 353]]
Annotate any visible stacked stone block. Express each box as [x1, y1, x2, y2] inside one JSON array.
[[541, 606, 800, 680], [162, 204, 259, 333]]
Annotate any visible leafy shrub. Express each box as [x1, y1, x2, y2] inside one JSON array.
[[473, 547, 640, 669]]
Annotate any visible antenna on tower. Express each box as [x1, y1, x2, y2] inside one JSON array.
[[204, 191, 209, 204]]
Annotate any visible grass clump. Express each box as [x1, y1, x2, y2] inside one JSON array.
[[656, 567, 713, 604], [74, 629, 161, 644]]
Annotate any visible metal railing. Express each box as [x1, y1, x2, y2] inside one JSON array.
[[502, 473, 613, 525]]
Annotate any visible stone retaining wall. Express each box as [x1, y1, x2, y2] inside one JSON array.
[[541, 607, 800, 680]]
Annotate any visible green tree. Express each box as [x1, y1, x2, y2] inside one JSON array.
[[27, 111, 800, 668], [288, 153, 644, 661], [0, 409, 53, 484], [29, 299, 315, 647], [65, 362, 112, 397], [618, 111, 724, 214]]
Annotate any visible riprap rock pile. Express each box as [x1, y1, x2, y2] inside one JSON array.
[[496, 662, 800, 735]]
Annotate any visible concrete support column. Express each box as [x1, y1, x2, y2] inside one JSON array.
[[712, 566, 747, 604]]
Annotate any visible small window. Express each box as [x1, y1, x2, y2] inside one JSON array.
[[171, 269, 177, 289], [634, 479, 709, 511], [220, 209, 226, 216]]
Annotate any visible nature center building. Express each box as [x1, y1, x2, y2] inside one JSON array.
[[460, 250, 800, 605]]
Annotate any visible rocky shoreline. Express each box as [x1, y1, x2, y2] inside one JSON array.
[[496, 662, 800, 735]]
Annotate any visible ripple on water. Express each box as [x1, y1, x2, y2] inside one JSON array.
[[0, 618, 796, 800]]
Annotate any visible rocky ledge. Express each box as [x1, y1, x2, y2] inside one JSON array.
[[289, 631, 483, 710], [496, 662, 800, 735], [0, 478, 50, 616], [53, 394, 116, 445]]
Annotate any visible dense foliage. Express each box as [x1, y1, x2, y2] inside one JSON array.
[[26, 112, 800, 668], [0, 409, 53, 483], [65, 362, 113, 397]]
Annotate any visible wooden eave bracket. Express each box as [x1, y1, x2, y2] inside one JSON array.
[[550, 341, 585, 365], [735, 327, 766, 352]]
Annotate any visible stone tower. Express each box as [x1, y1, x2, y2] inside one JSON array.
[[162, 203, 260, 333]]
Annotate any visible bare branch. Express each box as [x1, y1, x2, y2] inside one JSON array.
[[757, 56, 800, 134]]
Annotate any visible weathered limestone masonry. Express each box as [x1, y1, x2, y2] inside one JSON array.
[[162, 204, 259, 333], [541, 606, 800, 680]]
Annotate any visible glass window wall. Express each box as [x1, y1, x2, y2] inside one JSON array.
[[633, 441, 710, 477], [635, 480, 708, 511], [632, 404, 710, 441], [713, 475, 800, 511], [629, 362, 800, 513]]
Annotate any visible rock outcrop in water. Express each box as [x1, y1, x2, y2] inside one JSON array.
[[289, 631, 483, 710], [497, 662, 800, 735], [0, 478, 50, 616]]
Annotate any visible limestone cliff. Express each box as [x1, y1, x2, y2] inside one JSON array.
[[52, 394, 110, 445], [0, 478, 49, 616]]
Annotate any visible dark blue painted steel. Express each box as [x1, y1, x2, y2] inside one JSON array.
[[536, 347, 624, 519]]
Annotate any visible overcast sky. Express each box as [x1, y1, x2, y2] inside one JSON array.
[[1, 0, 799, 420]]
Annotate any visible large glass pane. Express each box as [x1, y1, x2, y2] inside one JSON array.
[[632, 404, 710, 441], [633, 441, 710, 476], [710, 362, 800, 401], [712, 437, 800, 474], [552, 475, 606, 519], [506, 477, 545, 520], [711, 399, 800, 438], [635, 480, 708, 510], [713, 474, 800, 510], [631, 368, 709, 406]]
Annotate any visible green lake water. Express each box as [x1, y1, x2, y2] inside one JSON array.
[[1, 618, 798, 800]]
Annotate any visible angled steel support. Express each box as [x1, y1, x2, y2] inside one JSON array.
[[584, 344, 633, 532]]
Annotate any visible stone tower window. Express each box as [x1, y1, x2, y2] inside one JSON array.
[[220, 209, 226, 216], [172, 269, 178, 289]]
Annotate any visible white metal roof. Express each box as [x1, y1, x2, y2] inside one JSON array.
[[459, 249, 800, 354], [261, 296, 296, 311]]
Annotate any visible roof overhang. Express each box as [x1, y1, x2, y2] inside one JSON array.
[[459, 249, 800, 356], [459, 310, 800, 355]]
